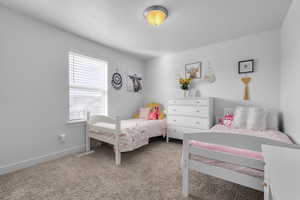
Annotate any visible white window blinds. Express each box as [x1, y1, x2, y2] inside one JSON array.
[[69, 52, 107, 121]]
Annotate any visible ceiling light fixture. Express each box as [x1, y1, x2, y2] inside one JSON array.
[[144, 5, 168, 27]]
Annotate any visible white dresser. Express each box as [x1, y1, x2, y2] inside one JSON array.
[[166, 98, 213, 141]]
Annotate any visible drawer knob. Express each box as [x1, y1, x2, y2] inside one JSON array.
[[196, 110, 200, 112], [173, 109, 176, 111], [173, 120, 177, 122], [196, 121, 200, 124]]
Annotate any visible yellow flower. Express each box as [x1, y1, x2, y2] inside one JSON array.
[[179, 78, 193, 85]]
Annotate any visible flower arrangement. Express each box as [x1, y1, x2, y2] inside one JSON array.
[[179, 78, 192, 90]]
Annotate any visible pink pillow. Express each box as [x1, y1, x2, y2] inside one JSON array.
[[139, 108, 151, 119]]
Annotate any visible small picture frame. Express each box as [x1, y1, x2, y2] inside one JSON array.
[[126, 73, 143, 93], [185, 62, 202, 79], [238, 59, 254, 74]]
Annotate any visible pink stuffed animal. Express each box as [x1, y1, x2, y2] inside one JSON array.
[[148, 106, 160, 120], [221, 112, 234, 127]]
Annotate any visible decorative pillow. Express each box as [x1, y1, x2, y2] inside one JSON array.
[[247, 107, 267, 131], [146, 102, 161, 109], [139, 108, 151, 119], [265, 109, 279, 130], [159, 112, 165, 120], [132, 113, 139, 119], [232, 106, 248, 129]]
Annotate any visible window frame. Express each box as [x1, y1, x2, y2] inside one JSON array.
[[68, 51, 108, 122]]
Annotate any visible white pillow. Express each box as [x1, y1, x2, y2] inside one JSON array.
[[233, 106, 248, 129], [247, 107, 267, 131], [265, 109, 279, 130], [139, 108, 151, 119]]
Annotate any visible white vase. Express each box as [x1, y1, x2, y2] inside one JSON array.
[[183, 90, 188, 98]]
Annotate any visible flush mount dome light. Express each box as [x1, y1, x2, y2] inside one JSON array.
[[144, 5, 168, 26]]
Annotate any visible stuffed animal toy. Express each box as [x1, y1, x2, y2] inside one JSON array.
[[132, 103, 165, 119], [221, 112, 234, 127], [148, 106, 160, 120]]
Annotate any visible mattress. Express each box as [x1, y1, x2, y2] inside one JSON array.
[[88, 119, 166, 152], [189, 125, 293, 178], [210, 124, 292, 144]]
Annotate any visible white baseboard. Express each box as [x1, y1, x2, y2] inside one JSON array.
[[0, 145, 85, 175]]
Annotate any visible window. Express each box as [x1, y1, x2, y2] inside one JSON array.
[[69, 52, 107, 121]]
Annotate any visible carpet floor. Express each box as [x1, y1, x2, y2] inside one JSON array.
[[0, 139, 263, 200]]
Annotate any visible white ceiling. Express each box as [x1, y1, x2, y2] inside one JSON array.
[[0, 0, 292, 59]]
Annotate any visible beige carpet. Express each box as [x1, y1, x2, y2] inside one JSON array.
[[0, 139, 263, 200]]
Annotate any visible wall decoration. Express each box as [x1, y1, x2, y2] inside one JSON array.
[[203, 67, 216, 83], [111, 72, 123, 90], [185, 62, 202, 79], [238, 59, 254, 74], [241, 77, 251, 100], [126, 73, 143, 93]]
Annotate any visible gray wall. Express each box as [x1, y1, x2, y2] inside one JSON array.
[[0, 6, 145, 173], [280, 0, 300, 143], [144, 30, 281, 121]]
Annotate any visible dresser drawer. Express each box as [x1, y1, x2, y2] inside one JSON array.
[[167, 126, 184, 139], [167, 116, 209, 129], [168, 105, 209, 117], [167, 126, 205, 139], [168, 99, 209, 106]]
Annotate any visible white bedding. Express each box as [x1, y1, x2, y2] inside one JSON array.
[[88, 119, 166, 152]]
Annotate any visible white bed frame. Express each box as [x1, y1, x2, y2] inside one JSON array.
[[182, 132, 300, 199], [85, 113, 122, 165]]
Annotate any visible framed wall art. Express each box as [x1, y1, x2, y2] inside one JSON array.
[[185, 62, 202, 79], [126, 73, 143, 93], [238, 59, 254, 74], [111, 72, 122, 90]]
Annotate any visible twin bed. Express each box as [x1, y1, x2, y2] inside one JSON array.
[[85, 113, 166, 165], [182, 124, 298, 198]]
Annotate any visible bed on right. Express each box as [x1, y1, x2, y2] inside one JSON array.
[[182, 107, 299, 199]]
